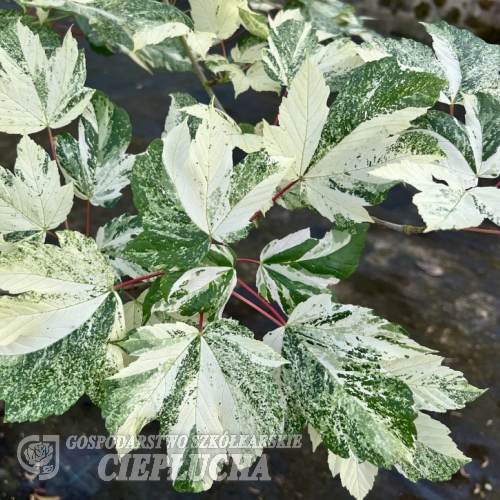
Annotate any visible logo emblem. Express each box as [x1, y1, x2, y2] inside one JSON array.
[[17, 435, 60, 480]]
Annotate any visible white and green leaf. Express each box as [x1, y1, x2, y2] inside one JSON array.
[[372, 93, 500, 231], [0, 21, 94, 134], [0, 291, 125, 421], [257, 224, 367, 313], [56, 91, 135, 208], [163, 108, 292, 243], [265, 56, 445, 226], [124, 139, 211, 272], [360, 21, 500, 104], [96, 213, 147, 279], [0, 231, 119, 354], [396, 412, 470, 482], [0, 135, 73, 251], [103, 319, 286, 492], [265, 293, 441, 469], [381, 354, 484, 413]]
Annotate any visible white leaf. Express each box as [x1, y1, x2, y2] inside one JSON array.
[[328, 452, 378, 500]]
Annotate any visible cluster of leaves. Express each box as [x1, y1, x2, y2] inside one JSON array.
[[0, 0, 497, 498]]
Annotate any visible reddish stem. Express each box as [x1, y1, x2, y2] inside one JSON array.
[[237, 278, 286, 323], [221, 40, 227, 58], [47, 127, 57, 165], [114, 272, 164, 291], [237, 258, 261, 265], [495, 179, 500, 188], [231, 291, 284, 327], [463, 227, 500, 235], [86, 200, 91, 237], [198, 313, 204, 332], [273, 112, 280, 126], [450, 104, 455, 117], [249, 178, 301, 222], [46, 231, 59, 240]]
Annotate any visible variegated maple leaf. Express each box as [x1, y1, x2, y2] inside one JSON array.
[[359, 21, 500, 104], [263, 55, 445, 226], [0, 21, 94, 134], [372, 93, 500, 231], [56, 91, 135, 208], [0, 136, 73, 252], [103, 319, 286, 492]]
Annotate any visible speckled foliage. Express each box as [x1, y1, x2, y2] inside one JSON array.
[[264, 294, 480, 479], [103, 319, 286, 491], [0, 1, 493, 497], [0, 136, 73, 250], [56, 91, 135, 208], [0, 21, 94, 133], [359, 21, 500, 104], [372, 92, 500, 230]]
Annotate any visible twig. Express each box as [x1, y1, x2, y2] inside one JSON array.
[[119, 282, 153, 293], [232, 291, 285, 327], [237, 278, 286, 323], [463, 227, 500, 235], [237, 258, 261, 265], [114, 272, 164, 291], [179, 35, 225, 112], [86, 200, 91, 237], [372, 217, 426, 235], [250, 178, 301, 222]]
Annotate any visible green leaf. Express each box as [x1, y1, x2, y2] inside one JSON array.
[[264, 294, 439, 468], [96, 213, 147, 279], [0, 231, 119, 354], [0, 136, 73, 252], [55, 91, 134, 208], [0, 292, 126, 421], [124, 139, 211, 272], [0, 21, 94, 134], [360, 21, 500, 104], [396, 412, 469, 482], [103, 319, 286, 492], [264, 56, 445, 226], [238, 7, 269, 39], [372, 93, 500, 230], [163, 108, 291, 243], [257, 224, 367, 313]]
